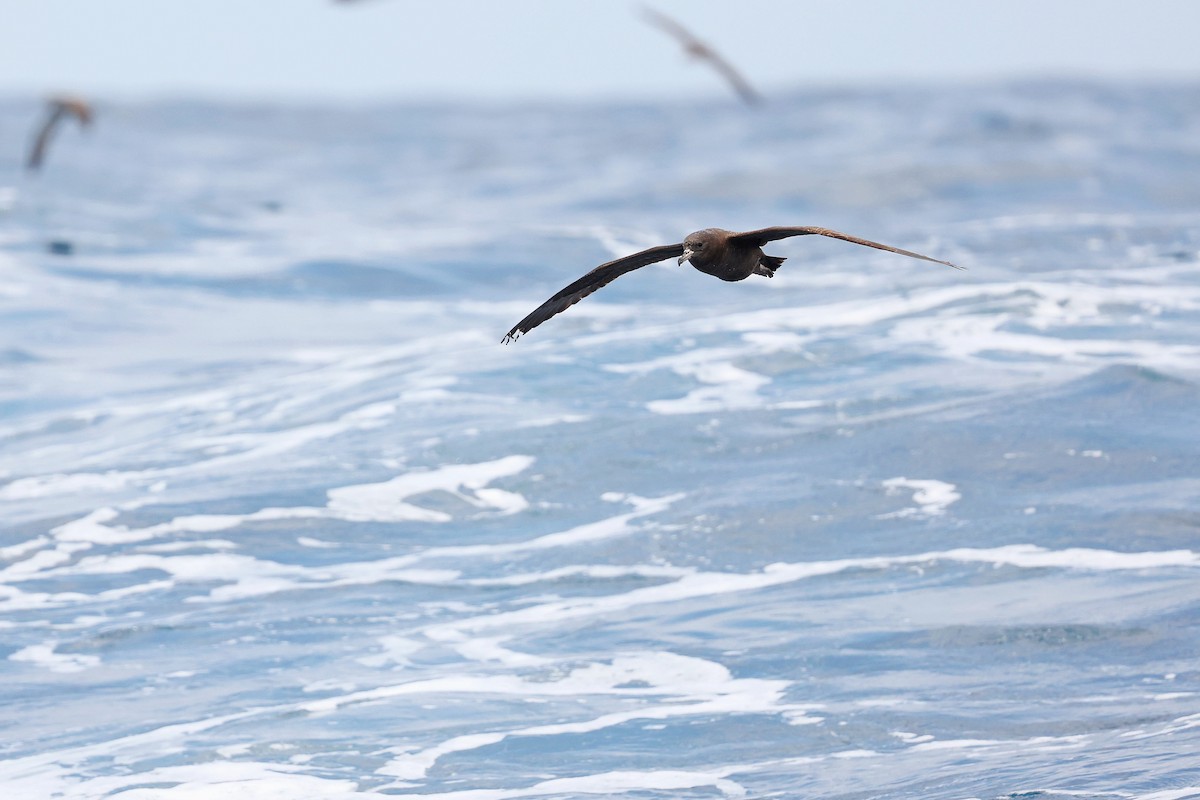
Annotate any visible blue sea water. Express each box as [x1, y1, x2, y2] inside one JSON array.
[[1, 82, 1200, 799]]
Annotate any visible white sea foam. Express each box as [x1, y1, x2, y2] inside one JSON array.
[[7, 488, 680, 608], [1, 398, 410, 504], [9, 640, 101, 674], [179, 402, 395, 470], [138, 538, 238, 554], [41, 456, 536, 550], [356, 635, 426, 669], [883, 281, 1200, 369], [0, 471, 145, 501], [0, 535, 50, 560], [1135, 788, 1200, 800], [440, 635, 552, 667], [909, 734, 1088, 754], [53, 507, 174, 545], [590, 277, 1200, 417], [378, 768, 747, 800], [297, 536, 339, 548], [0, 541, 91, 578], [0, 699, 273, 797], [879, 478, 961, 518], [355, 651, 810, 783], [327, 455, 533, 522], [605, 338, 818, 415], [463, 563, 691, 587], [0, 578, 174, 614], [426, 544, 1200, 637], [647, 361, 772, 415], [1119, 711, 1200, 740], [415, 491, 683, 561], [514, 413, 590, 428], [7, 497, 1196, 625], [60, 762, 362, 800]]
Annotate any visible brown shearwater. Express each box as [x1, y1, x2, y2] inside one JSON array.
[[503, 226, 961, 343]]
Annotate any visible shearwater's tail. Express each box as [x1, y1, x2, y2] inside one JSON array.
[[756, 255, 785, 278]]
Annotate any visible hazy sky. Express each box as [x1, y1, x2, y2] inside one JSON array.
[[2, 0, 1198, 101]]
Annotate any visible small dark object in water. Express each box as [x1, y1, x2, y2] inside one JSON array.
[[503, 226, 961, 343], [641, 5, 762, 105], [26, 96, 94, 172], [46, 239, 75, 256]]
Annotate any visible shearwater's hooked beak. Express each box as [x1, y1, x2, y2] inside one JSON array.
[[677, 248, 693, 266]]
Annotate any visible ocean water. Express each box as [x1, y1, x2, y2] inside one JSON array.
[[1, 82, 1200, 799]]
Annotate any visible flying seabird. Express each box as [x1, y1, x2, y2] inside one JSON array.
[[503, 226, 961, 343], [641, 5, 762, 106], [26, 95, 93, 172]]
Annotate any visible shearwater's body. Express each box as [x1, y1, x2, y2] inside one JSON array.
[[679, 227, 785, 281]]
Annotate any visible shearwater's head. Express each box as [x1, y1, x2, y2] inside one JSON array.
[[678, 228, 724, 266]]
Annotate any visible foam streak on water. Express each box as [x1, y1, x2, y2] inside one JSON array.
[[2, 84, 1200, 798]]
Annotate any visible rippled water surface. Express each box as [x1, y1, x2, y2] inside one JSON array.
[[2, 83, 1200, 799]]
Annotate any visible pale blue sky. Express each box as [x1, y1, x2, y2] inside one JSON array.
[[1, 0, 1197, 101]]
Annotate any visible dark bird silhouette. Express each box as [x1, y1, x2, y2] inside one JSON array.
[[26, 96, 93, 172], [503, 226, 961, 343], [641, 5, 762, 105]]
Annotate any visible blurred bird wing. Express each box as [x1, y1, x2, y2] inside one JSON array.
[[503, 242, 685, 342], [641, 6, 700, 47], [700, 51, 762, 105], [641, 6, 760, 105], [26, 105, 67, 170], [729, 226, 961, 269]]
